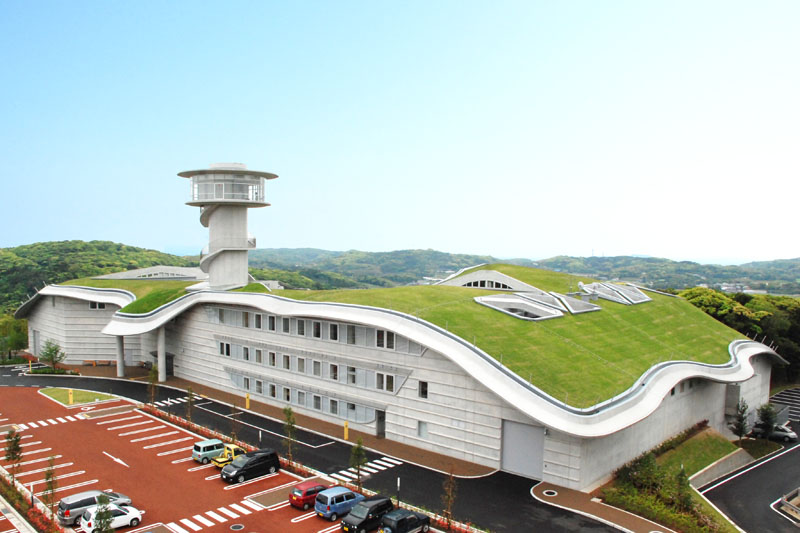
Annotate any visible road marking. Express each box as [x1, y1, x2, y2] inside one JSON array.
[[154, 401, 167, 407], [46, 419, 57, 425], [222, 472, 279, 490], [176, 398, 188, 403], [166, 522, 190, 533], [16, 424, 28, 430], [27, 422, 39, 428], [192, 515, 214, 527], [204, 473, 219, 481], [179, 519, 201, 531], [97, 415, 142, 425], [102, 451, 130, 468], [291, 511, 316, 523], [35, 478, 97, 496], [36, 420, 47, 426], [17, 455, 62, 467], [339, 470, 358, 479], [217, 507, 239, 519], [65, 416, 76, 422], [24, 448, 53, 456], [157, 446, 193, 456], [0, 440, 40, 452], [365, 461, 386, 471], [171, 457, 194, 464], [129, 426, 180, 442], [267, 501, 290, 512], [29, 470, 86, 486], [361, 465, 378, 474], [108, 421, 155, 431], [241, 500, 263, 511], [144, 437, 193, 449], [380, 456, 402, 465], [15, 463, 73, 478], [56, 417, 67, 423], [330, 473, 351, 482], [229, 503, 251, 515], [120, 426, 167, 437], [188, 464, 216, 472], [702, 443, 800, 493], [204, 511, 226, 523], [316, 524, 341, 533], [372, 459, 394, 468]]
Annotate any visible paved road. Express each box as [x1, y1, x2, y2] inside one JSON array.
[[700, 425, 800, 533], [0, 372, 616, 532]]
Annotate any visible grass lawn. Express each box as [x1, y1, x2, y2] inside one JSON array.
[[739, 438, 782, 459], [63, 278, 193, 313], [657, 428, 738, 476], [40, 387, 116, 405]]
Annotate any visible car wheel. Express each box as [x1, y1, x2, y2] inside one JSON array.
[[130, 518, 140, 527], [785, 436, 791, 442], [202, 457, 209, 464], [330, 513, 337, 522], [237, 474, 245, 483], [303, 503, 309, 510], [360, 529, 366, 533], [269, 466, 276, 474], [422, 525, 429, 532]]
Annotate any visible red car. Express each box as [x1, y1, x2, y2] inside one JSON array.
[[289, 480, 328, 510]]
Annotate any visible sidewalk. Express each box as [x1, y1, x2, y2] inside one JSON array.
[[0, 492, 40, 533], [531, 482, 676, 533]]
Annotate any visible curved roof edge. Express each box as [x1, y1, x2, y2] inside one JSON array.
[[96, 289, 782, 437], [15, 285, 136, 319]]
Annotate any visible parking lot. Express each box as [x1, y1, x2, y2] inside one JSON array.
[[0, 387, 374, 533]]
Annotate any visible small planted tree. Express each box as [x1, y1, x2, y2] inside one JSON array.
[[186, 386, 194, 423], [94, 493, 113, 533], [731, 398, 749, 445], [40, 340, 66, 369], [42, 456, 58, 513], [148, 364, 158, 405], [674, 465, 693, 512], [283, 406, 297, 466], [757, 403, 777, 440], [4, 429, 22, 482], [230, 402, 240, 442], [442, 467, 458, 530], [350, 438, 367, 492]]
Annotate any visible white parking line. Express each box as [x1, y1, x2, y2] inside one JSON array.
[[29, 470, 85, 486], [120, 426, 169, 437], [204, 473, 219, 481], [157, 446, 193, 457], [267, 501, 291, 512], [130, 431, 179, 442], [172, 457, 194, 464], [143, 437, 193, 449], [17, 455, 62, 467], [179, 519, 201, 531], [34, 478, 97, 496], [24, 448, 53, 456], [108, 421, 155, 431], [229, 503, 251, 515], [15, 463, 73, 478], [290, 511, 316, 523], [192, 515, 214, 527], [166, 522, 190, 533], [0, 440, 40, 451], [204, 511, 226, 523], [222, 472, 279, 490], [217, 507, 239, 519], [97, 415, 142, 425], [188, 464, 216, 472], [316, 523, 341, 533]]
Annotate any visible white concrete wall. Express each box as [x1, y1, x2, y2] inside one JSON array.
[[207, 205, 249, 288]]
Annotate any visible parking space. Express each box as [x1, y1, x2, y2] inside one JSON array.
[[771, 388, 800, 422], [0, 388, 369, 533]]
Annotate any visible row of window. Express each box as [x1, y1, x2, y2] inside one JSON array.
[[670, 379, 698, 396], [210, 306, 423, 355], [89, 302, 106, 309], [462, 280, 512, 289]]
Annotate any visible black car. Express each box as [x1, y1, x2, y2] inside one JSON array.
[[377, 508, 430, 533], [341, 495, 394, 533], [220, 448, 280, 483]]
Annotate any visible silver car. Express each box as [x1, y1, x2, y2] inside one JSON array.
[[56, 490, 132, 526]]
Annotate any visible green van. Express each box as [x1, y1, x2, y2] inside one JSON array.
[[192, 438, 224, 464]]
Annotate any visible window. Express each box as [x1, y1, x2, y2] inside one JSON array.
[[269, 351, 276, 366], [313, 360, 321, 377], [297, 358, 306, 373], [329, 324, 338, 341], [242, 347, 250, 361], [386, 374, 394, 392], [90, 302, 106, 310], [269, 384, 276, 398], [255, 349, 263, 364], [347, 366, 356, 385], [313, 395, 321, 410], [219, 342, 231, 357], [330, 364, 339, 381], [268, 315, 276, 331], [283, 354, 291, 370], [243, 377, 250, 390], [346, 325, 356, 345], [255, 314, 262, 329], [330, 399, 338, 415], [283, 387, 291, 402], [347, 402, 356, 414], [419, 381, 428, 399], [417, 421, 428, 439], [377, 373, 384, 390], [377, 330, 394, 349], [255, 380, 263, 394], [243, 312, 249, 328], [297, 391, 306, 405], [219, 308, 225, 323], [386, 332, 394, 349], [297, 320, 305, 336], [313, 321, 321, 338], [377, 330, 384, 348], [282, 318, 290, 333], [670, 387, 675, 396]]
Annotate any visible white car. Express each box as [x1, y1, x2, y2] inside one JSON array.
[[79, 503, 142, 532]]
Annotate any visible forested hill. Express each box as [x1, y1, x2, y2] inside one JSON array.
[[0, 241, 194, 313]]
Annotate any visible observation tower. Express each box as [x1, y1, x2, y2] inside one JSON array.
[[178, 163, 278, 290]]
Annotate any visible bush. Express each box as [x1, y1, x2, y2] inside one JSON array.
[[29, 368, 78, 375], [0, 357, 29, 366]]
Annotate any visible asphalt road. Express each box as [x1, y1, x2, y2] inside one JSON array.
[[0, 372, 617, 532], [700, 426, 800, 533]]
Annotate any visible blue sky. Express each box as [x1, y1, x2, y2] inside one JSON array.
[[1, 1, 797, 264]]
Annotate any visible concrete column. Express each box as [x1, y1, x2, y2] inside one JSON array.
[[115, 336, 125, 378], [157, 326, 166, 383]]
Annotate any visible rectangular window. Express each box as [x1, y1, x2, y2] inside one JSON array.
[[417, 421, 428, 439], [313, 321, 321, 338], [297, 320, 305, 336], [243, 377, 250, 390], [255, 380, 263, 394], [377, 330, 384, 348], [313, 360, 321, 377], [330, 399, 338, 415], [255, 349, 263, 364], [377, 373, 384, 390], [255, 314, 262, 329], [242, 347, 250, 361], [346, 325, 356, 345], [243, 312, 249, 328], [269, 384, 276, 398], [282, 318, 290, 333], [89, 301, 106, 310], [268, 315, 276, 331], [329, 324, 338, 341], [386, 374, 394, 392], [347, 366, 357, 385], [330, 364, 339, 381], [347, 402, 356, 414], [283, 387, 291, 402], [386, 332, 394, 349], [283, 354, 291, 370], [419, 381, 428, 399], [297, 391, 306, 405], [269, 351, 276, 366], [220, 343, 231, 357], [313, 395, 321, 410], [297, 358, 306, 373]]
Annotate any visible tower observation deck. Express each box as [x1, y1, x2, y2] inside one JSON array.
[[178, 163, 278, 290]]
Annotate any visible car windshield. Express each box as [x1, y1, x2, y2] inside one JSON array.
[[348, 505, 368, 519], [292, 489, 303, 497], [231, 456, 249, 468], [82, 510, 92, 521], [106, 492, 120, 499]]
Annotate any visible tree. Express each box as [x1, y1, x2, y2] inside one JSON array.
[[4, 429, 22, 482], [283, 406, 296, 466], [349, 438, 367, 492], [674, 465, 693, 512], [230, 402, 240, 443], [186, 386, 194, 423], [39, 340, 66, 369], [757, 403, 777, 439], [148, 364, 158, 405], [441, 467, 458, 530], [42, 456, 58, 513], [94, 493, 114, 533], [731, 398, 749, 445]]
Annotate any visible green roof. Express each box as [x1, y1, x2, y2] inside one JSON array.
[[63, 278, 194, 313], [275, 264, 741, 407]]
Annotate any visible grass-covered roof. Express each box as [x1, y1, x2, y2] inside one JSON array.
[[63, 278, 193, 313]]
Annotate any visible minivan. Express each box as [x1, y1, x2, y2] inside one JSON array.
[[220, 448, 280, 483], [315, 486, 365, 521], [192, 439, 225, 464], [56, 490, 132, 526], [341, 495, 394, 532]]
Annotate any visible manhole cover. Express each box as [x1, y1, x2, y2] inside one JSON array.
[[542, 489, 558, 497], [230, 525, 244, 531]]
